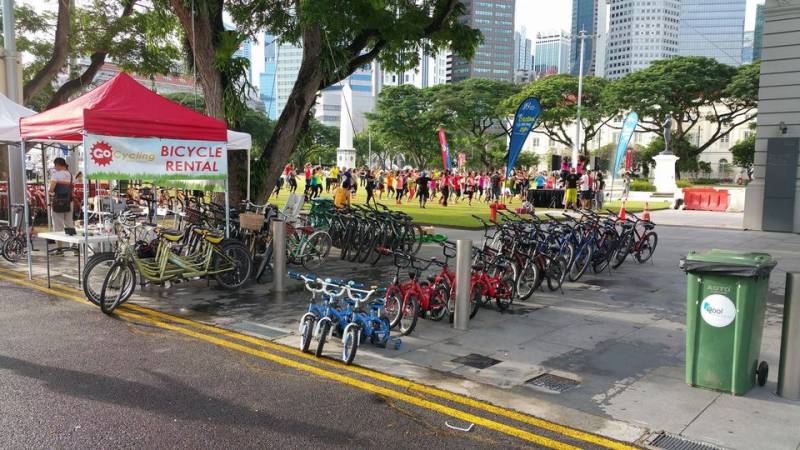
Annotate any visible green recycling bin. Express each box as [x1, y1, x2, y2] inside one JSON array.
[[681, 249, 777, 395]]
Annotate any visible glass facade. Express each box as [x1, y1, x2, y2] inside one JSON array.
[[571, 0, 596, 76], [678, 0, 746, 66], [753, 3, 764, 61], [450, 0, 516, 82], [534, 32, 571, 75]]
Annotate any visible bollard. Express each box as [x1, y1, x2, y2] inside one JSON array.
[[778, 272, 800, 400], [453, 239, 472, 331], [272, 219, 287, 292]]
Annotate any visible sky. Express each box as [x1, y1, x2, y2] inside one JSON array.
[[515, 0, 763, 40]]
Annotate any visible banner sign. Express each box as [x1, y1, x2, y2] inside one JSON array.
[[614, 112, 638, 174], [437, 127, 451, 170], [84, 133, 227, 181], [506, 97, 541, 177]]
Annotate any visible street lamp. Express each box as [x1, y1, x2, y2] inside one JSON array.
[[573, 30, 588, 167]]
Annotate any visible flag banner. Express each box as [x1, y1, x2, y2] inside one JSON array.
[[84, 133, 228, 181], [614, 112, 639, 175], [506, 97, 541, 177], [437, 127, 451, 170]]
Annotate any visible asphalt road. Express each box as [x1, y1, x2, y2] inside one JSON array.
[[0, 277, 622, 450]]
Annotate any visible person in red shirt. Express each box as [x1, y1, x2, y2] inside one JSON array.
[[303, 163, 312, 197], [439, 170, 451, 207], [453, 172, 462, 204]]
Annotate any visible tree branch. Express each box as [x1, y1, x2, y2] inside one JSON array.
[[23, 0, 70, 104]]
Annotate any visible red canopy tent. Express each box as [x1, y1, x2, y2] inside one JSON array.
[[19, 73, 235, 263], [20, 72, 227, 142]]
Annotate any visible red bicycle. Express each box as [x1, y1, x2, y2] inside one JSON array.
[[470, 246, 517, 311], [382, 250, 450, 336]]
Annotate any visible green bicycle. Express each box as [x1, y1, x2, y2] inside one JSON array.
[[91, 222, 252, 314]]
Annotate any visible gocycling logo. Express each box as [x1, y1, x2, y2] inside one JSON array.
[[89, 141, 113, 166], [703, 302, 723, 315]]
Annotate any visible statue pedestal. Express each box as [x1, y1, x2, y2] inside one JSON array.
[[337, 147, 356, 169], [653, 154, 679, 195]]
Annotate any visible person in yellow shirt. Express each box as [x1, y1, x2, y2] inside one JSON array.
[[329, 166, 340, 192], [334, 184, 350, 209], [386, 171, 395, 196]]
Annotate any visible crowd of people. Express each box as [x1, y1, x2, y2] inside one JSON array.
[[275, 157, 607, 212]]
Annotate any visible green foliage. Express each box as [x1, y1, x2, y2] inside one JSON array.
[[506, 74, 611, 155], [730, 134, 755, 179], [641, 137, 699, 177], [697, 161, 712, 175], [676, 179, 693, 188], [292, 119, 340, 168], [592, 143, 616, 172], [630, 179, 655, 192], [367, 85, 445, 168], [603, 57, 758, 157]]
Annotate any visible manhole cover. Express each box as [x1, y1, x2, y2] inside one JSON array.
[[525, 373, 580, 393], [644, 432, 722, 450], [451, 353, 502, 369]]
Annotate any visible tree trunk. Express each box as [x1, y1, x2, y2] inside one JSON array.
[[46, 52, 106, 108], [257, 26, 325, 203], [23, 0, 70, 104]]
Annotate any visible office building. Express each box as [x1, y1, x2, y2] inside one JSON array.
[[257, 34, 303, 120], [753, 3, 765, 61], [571, 0, 603, 76], [678, 0, 746, 66], [605, 0, 680, 79], [534, 31, 571, 76], [514, 29, 533, 72], [382, 50, 449, 88], [742, 31, 754, 64], [450, 0, 516, 82]]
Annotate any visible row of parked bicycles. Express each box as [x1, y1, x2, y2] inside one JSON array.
[[290, 208, 659, 364]]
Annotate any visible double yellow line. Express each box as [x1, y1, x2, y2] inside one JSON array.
[[0, 267, 637, 450]]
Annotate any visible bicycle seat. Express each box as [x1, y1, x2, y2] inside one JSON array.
[[472, 263, 485, 271], [203, 230, 224, 244], [160, 228, 183, 242], [297, 225, 315, 235]]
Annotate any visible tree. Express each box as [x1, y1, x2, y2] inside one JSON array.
[[641, 137, 699, 177], [367, 85, 444, 168], [354, 130, 392, 169], [431, 78, 519, 167], [229, 0, 481, 201], [603, 56, 759, 162], [290, 119, 339, 168], [731, 134, 755, 180], [504, 74, 612, 156], [20, 0, 70, 104]]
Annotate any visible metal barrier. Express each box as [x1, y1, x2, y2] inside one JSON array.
[[778, 272, 800, 400], [272, 219, 286, 292], [453, 239, 472, 331]]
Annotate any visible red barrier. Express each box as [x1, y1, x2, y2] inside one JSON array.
[[682, 188, 729, 211]]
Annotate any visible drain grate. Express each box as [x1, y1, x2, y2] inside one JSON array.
[[451, 353, 502, 369], [525, 373, 580, 393], [644, 432, 723, 450]]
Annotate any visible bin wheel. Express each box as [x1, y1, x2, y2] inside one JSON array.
[[756, 361, 769, 387]]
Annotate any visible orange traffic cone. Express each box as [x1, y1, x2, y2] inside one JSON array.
[[643, 202, 651, 222], [618, 201, 627, 221]]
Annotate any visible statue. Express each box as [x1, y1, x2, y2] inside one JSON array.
[[661, 114, 673, 155]]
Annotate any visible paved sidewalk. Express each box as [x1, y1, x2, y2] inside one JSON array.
[[5, 223, 800, 450], [648, 209, 744, 230]]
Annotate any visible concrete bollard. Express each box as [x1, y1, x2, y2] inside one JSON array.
[[272, 219, 286, 292], [453, 239, 472, 331], [778, 272, 800, 400]]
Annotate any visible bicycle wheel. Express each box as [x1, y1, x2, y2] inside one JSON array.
[[0, 226, 12, 244], [83, 252, 118, 305], [299, 315, 315, 353], [397, 294, 419, 336], [300, 231, 332, 271], [342, 324, 359, 365], [384, 286, 404, 329], [634, 232, 658, 263], [611, 233, 633, 269], [469, 281, 483, 319], [547, 256, 567, 291], [495, 262, 517, 311], [99, 261, 136, 315], [315, 319, 331, 357], [428, 283, 450, 321], [569, 244, 593, 282], [368, 225, 387, 266], [213, 240, 252, 289], [516, 260, 540, 301], [356, 226, 376, 264], [403, 223, 423, 255], [2, 236, 26, 263]]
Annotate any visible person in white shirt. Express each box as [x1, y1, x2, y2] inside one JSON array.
[[579, 171, 592, 209]]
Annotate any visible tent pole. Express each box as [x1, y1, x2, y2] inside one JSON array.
[[42, 146, 51, 231], [246, 148, 251, 203], [20, 140, 33, 280], [82, 136, 89, 255], [224, 178, 230, 238]]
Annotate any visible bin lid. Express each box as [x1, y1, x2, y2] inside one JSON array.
[[680, 249, 777, 276]]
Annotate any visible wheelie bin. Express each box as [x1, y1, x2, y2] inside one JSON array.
[[681, 250, 777, 395]]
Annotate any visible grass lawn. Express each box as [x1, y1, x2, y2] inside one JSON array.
[[271, 181, 669, 229]]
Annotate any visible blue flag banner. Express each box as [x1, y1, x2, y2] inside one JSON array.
[[506, 97, 542, 177], [613, 112, 639, 175]]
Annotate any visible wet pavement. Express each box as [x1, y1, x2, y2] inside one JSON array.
[[5, 222, 800, 450]]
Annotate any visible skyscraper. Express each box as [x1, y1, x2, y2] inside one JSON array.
[[605, 0, 680, 79], [534, 31, 571, 76], [571, 0, 596, 76], [314, 67, 374, 133], [450, 0, 516, 82], [514, 29, 533, 72], [742, 31, 755, 64], [753, 3, 765, 61], [678, 0, 746, 66], [258, 34, 303, 120]]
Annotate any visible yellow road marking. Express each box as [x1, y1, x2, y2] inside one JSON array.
[[0, 267, 637, 450]]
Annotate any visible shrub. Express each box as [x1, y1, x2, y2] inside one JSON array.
[[630, 179, 656, 192], [676, 179, 693, 188]]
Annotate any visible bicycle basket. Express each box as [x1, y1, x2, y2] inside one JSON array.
[[239, 212, 265, 231], [184, 207, 203, 225]]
